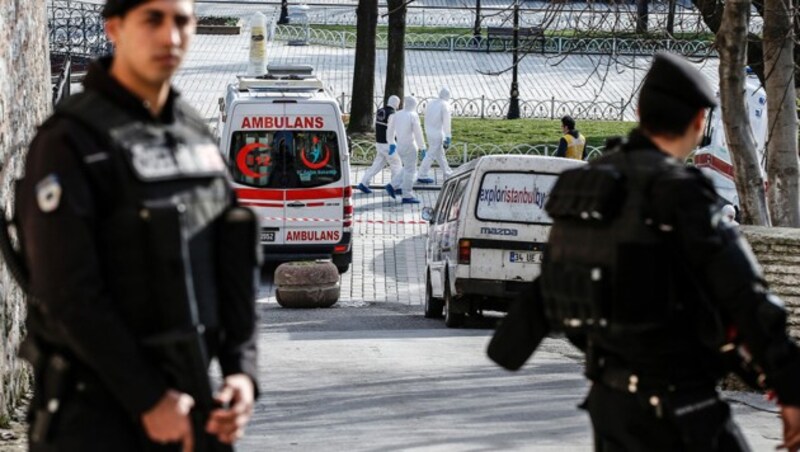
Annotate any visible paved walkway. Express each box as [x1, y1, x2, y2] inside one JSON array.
[[174, 24, 720, 123], [256, 167, 442, 307]]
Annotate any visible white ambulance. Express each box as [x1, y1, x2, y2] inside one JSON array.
[[217, 66, 353, 273]]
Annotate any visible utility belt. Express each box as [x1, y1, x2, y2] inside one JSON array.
[[592, 364, 731, 448], [596, 365, 714, 399], [20, 336, 90, 444]]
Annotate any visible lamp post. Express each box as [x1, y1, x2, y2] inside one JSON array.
[[278, 0, 289, 24], [473, 0, 482, 43], [507, 0, 520, 119]]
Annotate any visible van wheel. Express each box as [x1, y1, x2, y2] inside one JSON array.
[[424, 273, 444, 319], [444, 279, 465, 328], [335, 263, 350, 274]]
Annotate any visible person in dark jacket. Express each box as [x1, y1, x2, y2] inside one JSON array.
[[491, 52, 800, 452], [15, 0, 259, 450]]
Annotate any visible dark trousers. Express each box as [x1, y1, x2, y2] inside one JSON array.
[[585, 383, 751, 452], [28, 385, 161, 452], [28, 377, 229, 452]]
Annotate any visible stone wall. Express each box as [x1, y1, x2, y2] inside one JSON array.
[[0, 0, 51, 424], [741, 226, 800, 340]]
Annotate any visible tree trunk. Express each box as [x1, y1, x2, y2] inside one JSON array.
[[693, 0, 800, 90], [384, 0, 406, 104], [717, 0, 770, 225], [666, 0, 677, 35], [348, 0, 378, 134], [636, 0, 649, 34], [473, 0, 482, 40], [763, 0, 800, 226]]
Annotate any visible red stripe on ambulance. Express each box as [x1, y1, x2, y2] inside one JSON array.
[[286, 187, 344, 200], [236, 188, 283, 201]]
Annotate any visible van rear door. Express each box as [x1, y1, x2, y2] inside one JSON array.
[[469, 170, 558, 282], [282, 103, 344, 246]]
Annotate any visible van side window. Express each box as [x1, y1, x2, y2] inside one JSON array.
[[447, 178, 469, 222], [435, 182, 457, 225]]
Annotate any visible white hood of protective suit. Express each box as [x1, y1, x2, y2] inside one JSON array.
[[388, 96, 425, 148], [439, 87, 450, 101], [403, 95, 418, 111], [387, 95, 400, 110]]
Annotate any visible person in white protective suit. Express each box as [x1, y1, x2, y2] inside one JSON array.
[[357, 95, 402, 194], [418, 87, 452, 183], [386, 95, 426, 203]]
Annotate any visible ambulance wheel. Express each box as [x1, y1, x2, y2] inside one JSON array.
[[444, 278, 464, 328], [333, 251, 351, 274], [424, 272, 444, 319]]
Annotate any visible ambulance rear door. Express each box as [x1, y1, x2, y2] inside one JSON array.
[[227, 101, 288, 246], [281, 102, 345, 247]]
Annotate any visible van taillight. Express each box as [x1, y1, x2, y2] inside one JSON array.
[[458, 239, 471, 264], [343, 186, 353, 228]]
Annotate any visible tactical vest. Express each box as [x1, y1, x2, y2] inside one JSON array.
[[563, 133, 586, 160], [375, 106, 396, 144], [53, 90, 233, 337], [540, 145, 702, 357]]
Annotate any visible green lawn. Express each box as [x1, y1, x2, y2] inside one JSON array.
[[451, 117, 636, 148], [306, 24, 714, 41], [308, 24, 473, 36]]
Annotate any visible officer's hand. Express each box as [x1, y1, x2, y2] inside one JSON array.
[[779, 405, 800, 452], [420, 148, 426, 160], [141, 389, 194, 451], [389, 144, 397, 155], [206, 374, 255, 444]]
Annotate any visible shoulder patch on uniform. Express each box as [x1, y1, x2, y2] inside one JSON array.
[[36, 174, 62, 213]]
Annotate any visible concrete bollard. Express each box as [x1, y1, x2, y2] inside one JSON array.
[[275, 260, 340, 308]]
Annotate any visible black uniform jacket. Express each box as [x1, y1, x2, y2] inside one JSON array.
[[580, 130, 800, 404], [17, 58, 258, 418]]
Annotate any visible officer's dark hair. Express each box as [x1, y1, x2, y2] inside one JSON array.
[[103, 0, 194, 18], [561, 116, 576, 131], [638, 103, 702, 138]]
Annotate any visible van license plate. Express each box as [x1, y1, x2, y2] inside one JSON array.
[[509, 251, 542, 264], [260, 231, 275, 242]]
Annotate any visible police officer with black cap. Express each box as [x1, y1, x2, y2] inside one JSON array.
[[12, 0, 260, 450], [489, 52, 800, 451]]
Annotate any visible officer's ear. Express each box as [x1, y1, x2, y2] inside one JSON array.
[[690, 109, 706, 134], [105, 17, 122, 44], [689, 108, 706, 146]]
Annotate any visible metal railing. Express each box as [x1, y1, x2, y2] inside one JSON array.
[[337, 94, 631, 121], [275, 25, 716, 57], [350, 140, 605, 165], [48, 0, 111, 58]]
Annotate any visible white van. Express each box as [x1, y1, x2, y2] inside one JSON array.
[[218, 66, 353, 272], [421, 154, 584, 327]]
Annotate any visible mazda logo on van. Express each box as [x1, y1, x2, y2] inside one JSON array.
[[480, 227, 518, 236]]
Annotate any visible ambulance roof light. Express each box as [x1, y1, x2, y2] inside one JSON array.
[[237, 76, 325, 93], [266, 64, 314, 77]]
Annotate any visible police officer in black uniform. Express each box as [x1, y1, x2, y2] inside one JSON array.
[[490, 53, 800, 451], [14, 0, 260, 450]]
